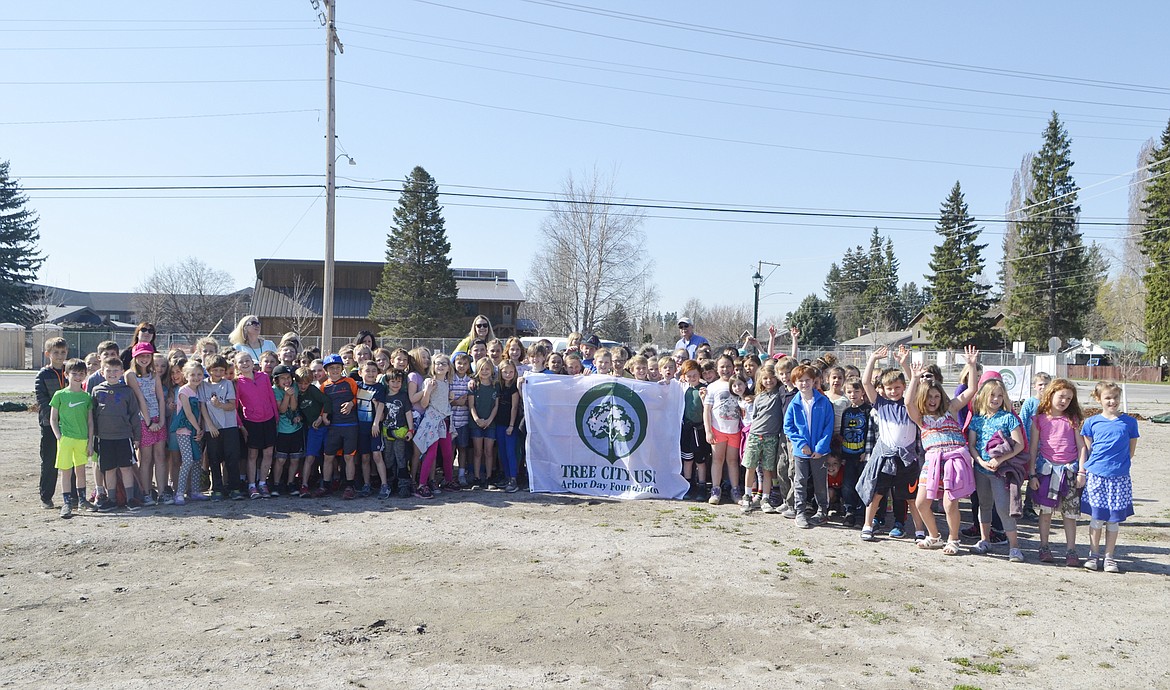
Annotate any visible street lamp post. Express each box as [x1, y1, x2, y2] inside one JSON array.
[[752, 270, 763, 338]]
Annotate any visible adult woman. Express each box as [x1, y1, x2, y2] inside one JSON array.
[[120, 322, 158, 370], [229, 315, 276, 363], [453, 315, 496, 355], [353, 330, 377, 350]]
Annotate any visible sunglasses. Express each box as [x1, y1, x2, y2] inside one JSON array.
[[475, 323, 488, 328], [141, 328, 155, 333], [247, 321, 261, 327], [920, 373, 934, 381]]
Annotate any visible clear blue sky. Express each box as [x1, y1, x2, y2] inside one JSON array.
[[5, 1, 1168, 325]]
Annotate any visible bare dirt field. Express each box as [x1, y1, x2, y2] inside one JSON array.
[[2, 409, 1168, 689]]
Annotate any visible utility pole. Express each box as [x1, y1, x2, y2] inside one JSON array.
[[321, 0, 343, 352]]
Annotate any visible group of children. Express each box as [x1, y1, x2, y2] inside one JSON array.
[[35, 315, 1140, 572]]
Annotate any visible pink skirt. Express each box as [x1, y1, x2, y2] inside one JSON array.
[[140, 418, 167, 448]]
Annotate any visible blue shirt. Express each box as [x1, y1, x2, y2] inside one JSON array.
[[1020, 396, 1040, 442], [674, 334, 710, 359], [1082, 414, 1139, 478], [968, 410, 1020, 473]]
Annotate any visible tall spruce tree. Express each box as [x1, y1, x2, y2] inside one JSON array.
[[1139, 118, 1170, 360], [786, 294, 837, 345], [1003, 113, 1097, 348], [369, 166, 461, 338], [924, 182, 991, 348], [0, 160, 45, 325]]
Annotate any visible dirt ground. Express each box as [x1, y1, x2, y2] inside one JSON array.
[[2, 409, 1168, 690]]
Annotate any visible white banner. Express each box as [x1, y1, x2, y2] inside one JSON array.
[[522, 373, 689, 499], [986, 365, 1031, 401]]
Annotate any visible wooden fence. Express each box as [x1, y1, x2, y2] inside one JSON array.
[[1065, 365, 1163, 383]]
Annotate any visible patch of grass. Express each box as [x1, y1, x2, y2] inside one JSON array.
[[776, 562, 791, 572], [947, 657, 972, 668], [1098, 662, 1114, 669], [832, 585, 847, 592], [1015, 610, 1033, 617], [853, 609, 892, 625], [903, 602, 916, 612], [769, 539, 781, 546], [594, 522, 610, 527], [787, 547, 806, 557], [759, 569, 770, 575], [953, 685, 982, 690], [908, 666, 923, 674], [1056, 654, 1070, 661], [974, 662, 1001, 674], [831, 572, 847, 578], [988, 647, 1013, 659], [796, 556, 814, 564]]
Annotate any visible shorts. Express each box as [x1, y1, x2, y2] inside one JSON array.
[[453, 423, 470, 448], [680, 421, 706, 462], [741, 433, 779, 471], [242, 417, 277, 451], [274, 431, 305, 459], [325, 424, 358, 457], [304, 424, 327, 458], [139, 418, 167, 448], [97, 438, 135, 472], [874, 456, 920, 500], [711, 428, 742, 449], [470, 423, 493, 440], [55, 436, 90, 470], [357, 422, 384, 455], [1039, 487, 1082, 520]]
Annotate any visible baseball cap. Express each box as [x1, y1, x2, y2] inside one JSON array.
[[131, 343, 155, 358], [677, 317, 693, 327], [272, 364, 296, 378], [584, 334, 602, 348], [321, 354, 344, 367]]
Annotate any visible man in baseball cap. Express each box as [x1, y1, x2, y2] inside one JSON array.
[[675, 317, 709, 360]]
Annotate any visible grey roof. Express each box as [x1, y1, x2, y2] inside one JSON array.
[[454, 278, 524, 303], [44, 305, 104, 324], [251, 285, 372, 320], [837, 330, 913, 347]]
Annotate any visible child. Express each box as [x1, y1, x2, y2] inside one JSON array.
[[564, 352, 584, 376], [171, 361, 207, 505], [742, 362, 783, 513], [125, 342, 166, 505], [272, 364, 304, 496], [295, 365, 331, 497], [415, 353, 456, 498], [767, 356, 799, 517], [594, 348, 615, 376], [35, 337, 69, 509], [450, 352, 474, 487], [49, 359, 95, 518], [857, 346, 926, 543], [1028, 378, 1085, 566], [469, 358, 499, 488], [966, 377, 1027, 561], [486, 339, 504, 367], [703, 354, 744, 505], [679, 360, 710, 500], [547, 352, 566, 376], [380, 369, 414, 498], [162, 358, 185, 503], [503, 337, 528, 375], [1079, 381, 1139, 573], [782, 364, 834, 527], [657, 356, 677, 382], [259, 350, 279, 378], [235, 351, 279, 499], [627, 355, 651, 382], [320, 353, 359, 499], [837, 378, 871, 527], [91, 357, 141, 512], [355, 360, 387, 497], [495, 359, 522, 493], [406, 347, 432, 480], [1018, 372, 1051, 519], [905, 347, 981, 555], [200, 355, 244, 500]]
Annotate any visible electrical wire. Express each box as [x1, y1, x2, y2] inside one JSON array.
[[0, 108, 319, 126], [407, 0, 1170, 113]]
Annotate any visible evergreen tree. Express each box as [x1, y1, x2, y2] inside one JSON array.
[[0, 160, 45, 325], [786, 294, 837, 345], [369, 166, 461, 338], [1140, 118, 1170, 361], [597, 303, 633, 344], [897, 281, 927, 329], [923, 181, 991, 348], [1003, 113, 1097, 348]]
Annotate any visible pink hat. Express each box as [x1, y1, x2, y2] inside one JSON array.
[[132, 342, 156, 358]]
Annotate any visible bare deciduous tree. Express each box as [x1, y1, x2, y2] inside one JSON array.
[[525, 169, 655, 335], [287, 274, 318, 338], [134, 257, 242, 334]]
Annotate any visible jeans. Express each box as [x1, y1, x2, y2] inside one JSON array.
[[39, 425, 58, 503], [495, 425, 519, 479], [793, 455, 828, 515]]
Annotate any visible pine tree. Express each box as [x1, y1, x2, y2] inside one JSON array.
[[369, 166, 461, 339], [786, 294, 837, 345], [597, 303, 632, 344], [1140, 118, 1170, 361], [0, 161, 45, 325], [924, 181, 991, 348], [1003, 113, 1097, 348]]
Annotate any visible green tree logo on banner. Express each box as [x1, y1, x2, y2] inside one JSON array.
[[575, 382, 648, 464]]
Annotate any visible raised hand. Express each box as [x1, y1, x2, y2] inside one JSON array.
[[872, 345, 889, 360], [963, 344, 980, 366], [895, 345, 910, 365]]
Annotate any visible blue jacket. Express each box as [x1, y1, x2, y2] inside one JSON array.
[[783, 390, 834, 458]]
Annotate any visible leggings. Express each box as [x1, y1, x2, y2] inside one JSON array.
[[419, 418, 454, 485], [177, 433, 200, 497], [496, 425, 519, 479], [974, 471, 1018, 532]]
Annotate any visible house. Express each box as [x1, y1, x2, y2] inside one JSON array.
[[26, 283, 253, 331], [901, 308, 1008, 348], [1061, 338, 1149, 366], [836, 329, 920, 350], [249, 259, 526, 339]]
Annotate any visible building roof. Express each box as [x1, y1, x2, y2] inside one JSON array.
[[837, 330, 913, 348]]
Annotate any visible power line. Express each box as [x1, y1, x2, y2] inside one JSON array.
[[521, 0, 1170, 96], [0, 43, 317, 52], [340, 24, 1167, 128], [344, 43, 1147, 143], [407, 0, 1170, 113], [2, 78, 318, 86], [0, 108, 319, 126]]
